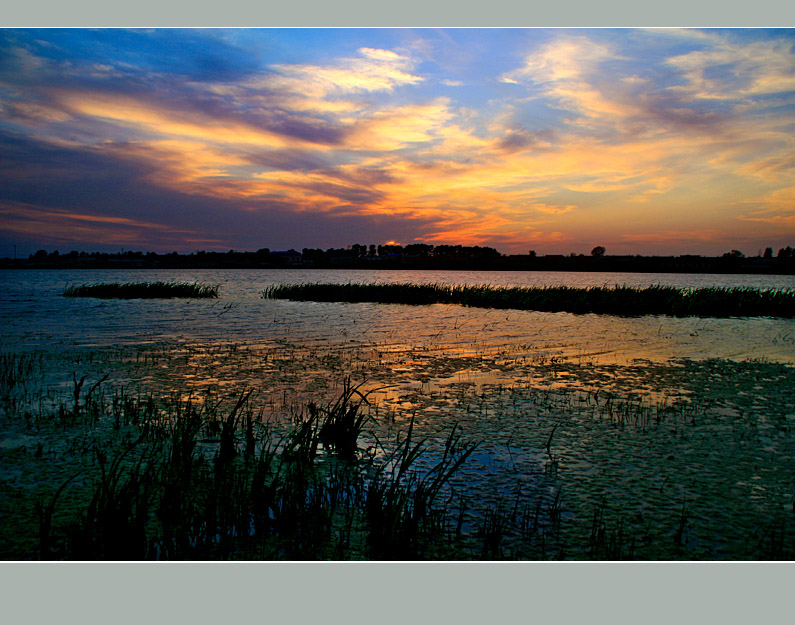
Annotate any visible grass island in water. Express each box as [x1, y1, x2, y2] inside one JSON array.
[[63, 281, 219, 299], [262, 282, 795, 318]]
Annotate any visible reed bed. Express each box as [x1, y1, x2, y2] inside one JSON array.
[[8, 380, 480, 560], [62, 281, 219, 299], [262, 282, 795, 318], [3, 346, 794, 560]]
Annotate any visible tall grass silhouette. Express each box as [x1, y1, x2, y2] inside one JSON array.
[[63, 281, 219, 299], [262, 283, 795, 318]]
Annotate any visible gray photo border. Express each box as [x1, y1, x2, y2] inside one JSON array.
[[1, 2, 793, 622]]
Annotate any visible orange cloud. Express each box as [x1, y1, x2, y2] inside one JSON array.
[[342, 99, 453, 151], [7, 32, 792, 255], [738, 187, 795, 227], [621, 230, 724, 243], [59, 92, 296, 148]]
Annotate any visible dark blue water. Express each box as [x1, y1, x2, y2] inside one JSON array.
[[2, 269, 794, 363]]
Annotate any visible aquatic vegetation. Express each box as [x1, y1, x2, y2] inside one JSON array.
[[365, 418, 479, 559], [262, 282, 795, 318], [62, 281, 219, 299], [3, 378, 479, 560], [6, 269, 795, 560], [2, 340, 794, 561]]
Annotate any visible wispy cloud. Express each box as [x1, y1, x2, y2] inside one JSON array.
[[664, 33, 795, 100], [268, 47, 423, 98], [2, 29, 794, 256], [0, 200, 219, 247]]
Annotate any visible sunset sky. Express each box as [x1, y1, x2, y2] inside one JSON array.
[[1, 28, 794, 257]]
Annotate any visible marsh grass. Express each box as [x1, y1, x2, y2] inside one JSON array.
[[0, 353, 40, 394], [364, 418, 479, 559], [20, 382, 482, 560], [62, 281, 219, 299], [4, 345, 794, 561], [262, 282, 795, 318], [588, 496, 633, 560], [317, 379, 376, 461]]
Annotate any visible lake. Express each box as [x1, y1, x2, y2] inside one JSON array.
[[1, 269, 794, 559], [3, 268, 795, 361]]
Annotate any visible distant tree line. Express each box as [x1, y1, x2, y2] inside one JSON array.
[[2, 244, 794, 274], [301, 243, 500, 263]]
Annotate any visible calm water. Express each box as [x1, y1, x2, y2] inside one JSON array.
[[2, 268, 794, 363], [2, 269, 794, 559]]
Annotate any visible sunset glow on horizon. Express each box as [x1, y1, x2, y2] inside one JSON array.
[[1, 28, 794, 256]]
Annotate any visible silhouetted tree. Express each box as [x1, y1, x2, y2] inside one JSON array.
[[591, 246, 606, 257], [302, 248, 325, 262], [404, 244, 434, 257], [764, 247, 773, 259], [378, 244, 403, 256]]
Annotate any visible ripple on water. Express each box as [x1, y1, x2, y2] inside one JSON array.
[[2, 269, 794, 558]]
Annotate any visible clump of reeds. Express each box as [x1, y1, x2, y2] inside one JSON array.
[[262, 282, 795, 318], [30, 382, 480, 560], [0, 352, 40, 397], [364, 418, 478, 559], [62, 281, 219, 299], [317, 378, 375, 461]]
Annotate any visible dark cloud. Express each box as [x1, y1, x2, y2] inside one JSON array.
[[0, 129, 434, 256], [0, 130, 160, 205], [497, 127, 556, 153], [301, 181, 385, 206], [261, 112, 349, 145], [315, 165, 400, 187], [125, 88, 351, 146], [0, 33, 353, 149], [245, 149, 334, 172], [629, 88, 732, 134], [349, 166, 399, 185]]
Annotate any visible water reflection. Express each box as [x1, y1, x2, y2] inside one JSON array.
[[2, 269, 794, 558], [3, 270, 793, 365]]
